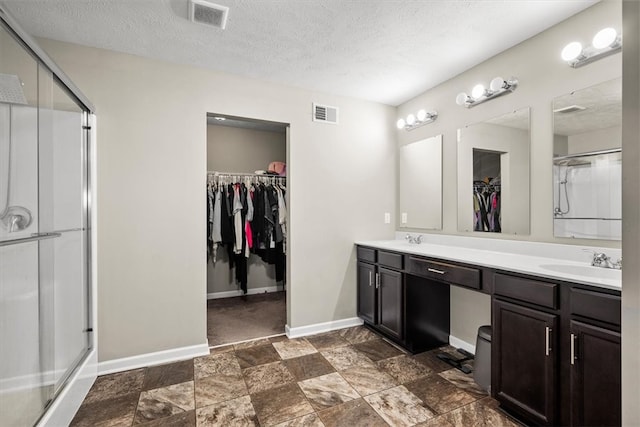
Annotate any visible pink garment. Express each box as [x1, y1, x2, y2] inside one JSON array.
[[245, 221, 253, 249]]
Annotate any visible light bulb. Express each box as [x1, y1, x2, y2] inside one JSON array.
[[406, 114, 416, 126], [456, 92, 469, 106], [561, 41, 583, 61], [490, 77, 505, 92], [471, 84, 485, 100], [396, 118, 406, 129], [593, 27, 617, 49], [416, 109, 427, 122]]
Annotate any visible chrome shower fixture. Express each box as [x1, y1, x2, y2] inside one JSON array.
[[0, 73, 33, 232]]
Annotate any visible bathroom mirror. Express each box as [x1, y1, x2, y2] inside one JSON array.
[[457, 108, 530, 235], [552, 78, 621, 240], [399, 134, 442, 230]]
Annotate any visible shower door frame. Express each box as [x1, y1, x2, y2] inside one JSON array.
[[0, 4, 98, 426]]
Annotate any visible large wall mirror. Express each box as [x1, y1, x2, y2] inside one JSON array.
[[457, 108, 530, 235], [552, 78, 621, 240], [399, 135, 442, 230]]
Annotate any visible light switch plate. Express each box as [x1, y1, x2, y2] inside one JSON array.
[[401, 213, 407, 224], [384, 213, 391, 224]]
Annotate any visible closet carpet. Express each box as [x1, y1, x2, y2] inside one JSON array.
[[207, 291, 286, 347], [70, 326, 524, 426]]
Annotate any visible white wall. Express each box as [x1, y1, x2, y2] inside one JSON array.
[[36, 38, 396, 362], [396, 1, 621, 345], [206, 124, 285, 173], [622, 2, 640, 424], [206, 124, 287, 295], [567, 125, 621, 154]]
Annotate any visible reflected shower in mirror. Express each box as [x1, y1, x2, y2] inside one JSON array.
[[457, 108, 530, 235], [399, 135, 442, 230], [552, 78, 621, 240]]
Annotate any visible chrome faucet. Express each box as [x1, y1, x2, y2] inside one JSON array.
[[405, 234, 422, 244], [585, 250, 622, 270]]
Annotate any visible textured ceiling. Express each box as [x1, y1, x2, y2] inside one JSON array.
[[553, 78, 622, 136], [2, 0, 598, 106]]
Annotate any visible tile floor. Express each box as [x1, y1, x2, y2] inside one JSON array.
[[71, 326, 523, 426]]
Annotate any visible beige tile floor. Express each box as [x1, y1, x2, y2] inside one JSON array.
[[71, 326, 523, 426]]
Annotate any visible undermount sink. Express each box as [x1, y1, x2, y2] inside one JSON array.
[[539, 263, 621, 280]]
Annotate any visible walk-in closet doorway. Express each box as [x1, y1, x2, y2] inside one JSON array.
[[205, 113, 289, 348]]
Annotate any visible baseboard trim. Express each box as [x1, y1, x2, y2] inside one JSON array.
[[449, 335, 476, 355], [98, 343, 210, 376], [207, 286, 282, 300], [285, 317, 364, 339]]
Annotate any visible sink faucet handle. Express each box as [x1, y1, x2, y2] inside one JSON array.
[[613, 257, 622, 269], [415, 235, 422, 244]]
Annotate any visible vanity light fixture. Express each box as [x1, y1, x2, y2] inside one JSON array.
[[396, 109, 438, 131], [561, 27, 621, 68], [455, 76, 518, 108]]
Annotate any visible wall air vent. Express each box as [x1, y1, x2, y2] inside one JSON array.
[[189, 0, 229, 29], [553, 105, 587, 114], [313, 103, 339, 124]]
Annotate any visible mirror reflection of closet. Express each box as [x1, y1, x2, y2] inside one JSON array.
[[398, 135, 442, 230], [457, 108, 530, 235], [552, 78, 621, 240], [473, 150, 502, 233]]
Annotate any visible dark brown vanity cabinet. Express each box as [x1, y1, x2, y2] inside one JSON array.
[[569, 320, 620, 427], [568, 288, 621, 427], [493, 299, 559, 426], [493, 273, 621, 426], [356, 247, 404, 342], [357, 261, 376, 324]]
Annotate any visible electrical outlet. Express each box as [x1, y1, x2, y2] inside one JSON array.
[[384, 213, 391, 224], [401, 213, 407, 224]]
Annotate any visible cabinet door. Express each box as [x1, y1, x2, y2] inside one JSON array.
[[357, 261, 376, 324], [569, 320, 621, 427], [378, 267, 403, 340], [494, 299, 558, 426]]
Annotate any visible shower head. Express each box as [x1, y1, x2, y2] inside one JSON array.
[[0, 73, 27, 105]]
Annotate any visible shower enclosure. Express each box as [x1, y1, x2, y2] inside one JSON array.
[[553, 149, 622, 240], [1, 6, 96, 426]]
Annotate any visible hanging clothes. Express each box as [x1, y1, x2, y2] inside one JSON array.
[[473, 180, 501, 233], [207, 173, 287, 294]]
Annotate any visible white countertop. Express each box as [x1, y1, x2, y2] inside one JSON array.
[[355, 238, 621, 291]]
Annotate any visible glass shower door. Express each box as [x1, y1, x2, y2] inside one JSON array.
[[0, 24, 54, 427], [0, 20, 91, 426]]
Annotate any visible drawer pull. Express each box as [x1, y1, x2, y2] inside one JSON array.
[[427, 268, 446, 275], [545, 326, 552, 356], [570, 333, 577, 365]]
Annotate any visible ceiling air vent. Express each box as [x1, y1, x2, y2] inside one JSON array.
[[313, 103, 339, 124], [553, 105, 587, 114], [189, 0, 229, 29]]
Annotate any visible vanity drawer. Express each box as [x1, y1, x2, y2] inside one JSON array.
[[378, 251, 403, 270], [494, 273, 558, 309], [407, 256, 481, 289], [570, 288, 621, 326], [357, 247, 376, 263]]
